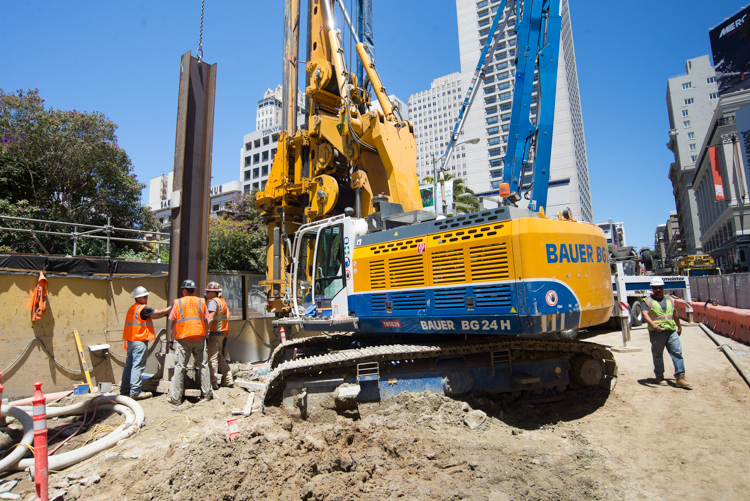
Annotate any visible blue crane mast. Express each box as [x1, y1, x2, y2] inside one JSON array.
[[440, 0, 562, 214]]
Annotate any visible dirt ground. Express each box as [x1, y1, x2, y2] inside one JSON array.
[[2, 322, 750, 501]]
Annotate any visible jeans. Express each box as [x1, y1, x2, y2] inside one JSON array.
[[121, 341, 148, 397], [169, 338, 212, 402], [649, 330, 685, 378]]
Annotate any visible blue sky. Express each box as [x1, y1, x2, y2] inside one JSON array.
[[1, 1, 745, 248]]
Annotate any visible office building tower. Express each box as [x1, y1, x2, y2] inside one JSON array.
[[453, 0, 593, 221], [666, 55, 719, 254], [407, 72, 468, 185]]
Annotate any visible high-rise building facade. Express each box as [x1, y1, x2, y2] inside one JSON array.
[[407, 73, 469, 185], [666, 55, 719, 254], [453, 0, 593, 221]]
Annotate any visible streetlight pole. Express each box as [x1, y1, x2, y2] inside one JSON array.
[[429, 137, 481, 215]]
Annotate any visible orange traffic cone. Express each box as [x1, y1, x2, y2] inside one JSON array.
[[279, 326, 286, 343]]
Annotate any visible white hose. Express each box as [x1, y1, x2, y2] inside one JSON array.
[[0, 395, 144, 475], [0, 404, 34, 472]]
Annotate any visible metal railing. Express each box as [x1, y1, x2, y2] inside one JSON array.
[[0, 215, 169, 258]]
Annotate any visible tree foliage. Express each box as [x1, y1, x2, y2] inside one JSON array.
[[0, 89, 158, 255], [207, 191, 266, 273]]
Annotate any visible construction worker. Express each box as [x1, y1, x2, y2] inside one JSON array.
[[121, 286, 171, 400], [167, 279, 213, 405], [642, 277, 693, 389], [205, 281, 234, 389]]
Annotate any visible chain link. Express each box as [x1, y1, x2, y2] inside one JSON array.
[[196, 0, 205, 61]]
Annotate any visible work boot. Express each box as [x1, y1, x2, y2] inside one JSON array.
[[131, 392, 153, 400], [675, 375, 693, 389], [655, 378, 668, 386], [167, 397, 182, 406]]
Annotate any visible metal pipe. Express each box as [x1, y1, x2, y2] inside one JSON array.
[[699, 323, 750, 389], [355, 187, 361, 218], [322, 0, 350, 100], [282, 0, 300, 135], [273, 226, 281, 281], [0, 215, 168, 236]]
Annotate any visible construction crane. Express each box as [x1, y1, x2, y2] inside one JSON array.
[[255, 0, 616, 411]]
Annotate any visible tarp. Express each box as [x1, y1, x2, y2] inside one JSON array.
[[0, 254, 168, 278]]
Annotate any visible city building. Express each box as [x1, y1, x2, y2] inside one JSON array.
[[407, 72, 468, 185], [663, 210, 684, 266], [666, 55, 719, 254], [692, 89, 750, 273], [654, 224, 667, 265], [446, 0, 593, 221], [595, 220, 626, 248], [240, 86, 306, 193], [147, 174, 242, 228]]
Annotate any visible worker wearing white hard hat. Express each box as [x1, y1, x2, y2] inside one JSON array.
[[641, 277, 693, 389], [121, 287, 172, 400]]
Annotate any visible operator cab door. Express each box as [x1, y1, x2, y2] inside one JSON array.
[[293, 222, 348, 316], [313, 224, 347, 315]]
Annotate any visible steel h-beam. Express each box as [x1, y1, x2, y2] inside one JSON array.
[[168, 51, 217, 311]]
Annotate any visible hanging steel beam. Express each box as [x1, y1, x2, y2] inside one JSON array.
[[168, 51, 217, 308]]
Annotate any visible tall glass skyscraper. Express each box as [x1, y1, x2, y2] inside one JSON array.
[[410, 0, 593, 221]]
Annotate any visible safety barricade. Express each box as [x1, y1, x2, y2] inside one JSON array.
[[672, 298, 687, 321], [692, 302, 705, 324], [733, 309, 750, 344], [713, 306, 737, 338], [702, 304, 718, 331]]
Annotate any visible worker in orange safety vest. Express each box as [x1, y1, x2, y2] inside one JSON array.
[[121, 286, 171, 400], [205, 281, 234, 390], [167, 279, 213, 405]]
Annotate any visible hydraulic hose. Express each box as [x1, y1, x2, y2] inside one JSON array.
[[0, 395, 144, 475], [0, 404, 34, 472]]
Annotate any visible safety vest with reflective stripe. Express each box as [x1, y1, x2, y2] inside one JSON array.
[[123, 303, 155, 342], [209, 297, 229, 335], [173, 296, 207, 340], [643, 295, 677, 332]]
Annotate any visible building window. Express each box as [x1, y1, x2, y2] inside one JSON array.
[[683, 120, 691, 128], [245, 142, 252, 151], [489, 158, 503, 168], [488, 147, 503, 157], [684, 98, 694, 105], [244, 171, 251, 181], [262, 151, 269, 161], [487, 126, 499, 135], [688, 132, 695, 140], [707, 77, 716, 84], [682, 109, 689, 117], [689, 144, 696, 151], [253, 153, 260, 164], [491, 180, 500, 189], [709, 93, 719, 99], [262, 165, 269, 176], [490, 170, 503, 179], [212, 204, 220, 212], [488, 137, 500, 146], [253, 167, 259, 178], [487, 116, 498, 125], [691, 155, 698, 162], [244, 156, 251, 166], [682, 82, 692, 90], [485, 96, 496, 105]]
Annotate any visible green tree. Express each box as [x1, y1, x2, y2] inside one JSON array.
[[0, 89, 158, 255], [207, 191, 266, 272]]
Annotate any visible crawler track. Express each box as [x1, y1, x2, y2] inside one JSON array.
[[262, 335, 617, 406]]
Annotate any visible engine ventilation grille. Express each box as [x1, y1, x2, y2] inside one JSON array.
[[390, 291, 428, 311], [388, 255, 425, 288], [370, 260, 386, 289], [433, 287, 467, 309], [473, 284, 512, 308], [371, 294, 387, 312], [469, 242, 510, 281], [431, 249, 466, 284]]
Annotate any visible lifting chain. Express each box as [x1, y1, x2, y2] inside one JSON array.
[[196, 0, 205, 61]]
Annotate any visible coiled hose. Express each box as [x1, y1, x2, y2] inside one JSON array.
[[0, 395, 144, 475]]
